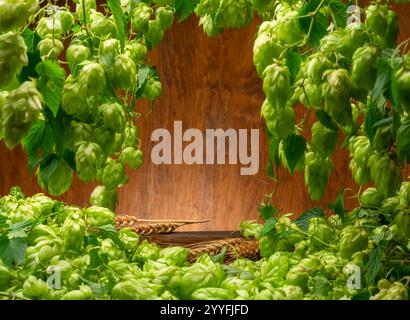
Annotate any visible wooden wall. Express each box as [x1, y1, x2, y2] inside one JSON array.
[[1, 3, 410, 230]]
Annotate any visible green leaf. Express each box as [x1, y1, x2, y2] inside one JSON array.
[[23, 119, 55, 173], [372, 56, 392, 108], [259, 204, 278, 221], [397, 116, 410, 164], [176, 0, 200, 22], [260, 217, 278, 237], [315, 110, 338, 130], [364, 103, 384, 143], [136, 65, 151, 95], [299, 0, 328, 49], [364, 242, 386, 286], [108, 0, 126, 52], [282, 134, 306, 174], [285, 51, 302, 85], [295, 207, 324, 232], [328, 0, 348, 28], [98, 224, 126, 250], [18, 31, 41, 83], [38, 154, 60, 187], [35, 61, 65, 117], [327, 188, 346, 222], [210, 247, 227, 264], [0, 235, 28, 267]]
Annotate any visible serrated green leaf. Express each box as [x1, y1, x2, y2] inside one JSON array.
[[260, 217, 278, 237], [108, 0, 126, 52], [285, 51, 302, 85], [372, 56, 391, 108], [99, 224, 126, 250], [299, 0, 328, 49], [315, 110, 338, 130], [176, 0, 200, 22], [18, 30, 41, 83], [23, 119, 45, 173], [328, 0, 348, 28], [295, 207, 324, 232], [0, 235, 28, 266], [35, 61, 65, 117], [364, 243, 386, 286], [259, 204, 278, 221], [38, 154, 59, 187], [137, 65, 150, 91], [21, 29, 36, 54], [327, 188, 345, 222], [282, 134, 306, 174]]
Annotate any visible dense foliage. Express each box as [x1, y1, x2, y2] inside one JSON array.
[[0, 0, 410, 300], [0, 188, 408, 300]]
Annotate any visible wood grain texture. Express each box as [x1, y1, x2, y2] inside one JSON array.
[[1, 4, 410, 230]]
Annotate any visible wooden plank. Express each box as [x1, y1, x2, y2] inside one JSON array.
[[143, 231, 243, 247]]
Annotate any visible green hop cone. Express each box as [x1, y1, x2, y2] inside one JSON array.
[[118, 227, 139, 250], [253, 33, 283, 78], [37, 38, 64, 60], [144, 20, 164, 49], [395, 67, 410, 113], [44, 158, 73, 197], [304, 53, 332, 85], [296, 79, 321, 108], [143, 76, 162, 101], [85, 205, 115, 227], [366, 4, 389, 37], [102, 159, 127, 190], [125, 40, 147, 63], [90, 185, 118, 212], [322, 69, 353, 127], [62, 211, 86, 251], [2, 81, 42, 148], [56, 10, 74, 33], [350, 136, 371, 167], [304, 152, 333, 201], [90, 11, 117, 39], [61, 80, 89, 117], [99, 102, 125, 132], [339, 225, 368, 259], [261, 100, 295, 139], [122, 123, 139, 148], [308, 217, 334, 249], [113, 54, 137, 90], [373, 124, 394, 151], [131, 2, 153, 33], [0, 0, 39, 32], [23, 275, 49, 299], [66, 44, 91, 71], [311, 121, 339, 158], [368, 152, 402, 197], [75, 142, 104, 182], [398, 181, 410, 208], [61, 286, 94, 300], [120, 147, 143, 170], [359, 187, 385, 208], [92, 126, 120, 156], [351, 46, 379, 91], [35, 17, 63, 39], [394, 210, 410, 243], [99, 39, 120, 59], [155, 6, 174, 30], [262, 62, 291, 109], [286, 265, 309, 292], [0, 32, 28, 88], [275, 9, 303, 45], [349, 159, 370, 185], [78, 61, 106, 97]]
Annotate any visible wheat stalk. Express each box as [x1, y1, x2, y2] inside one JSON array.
[[187, 238, 259, 263]]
